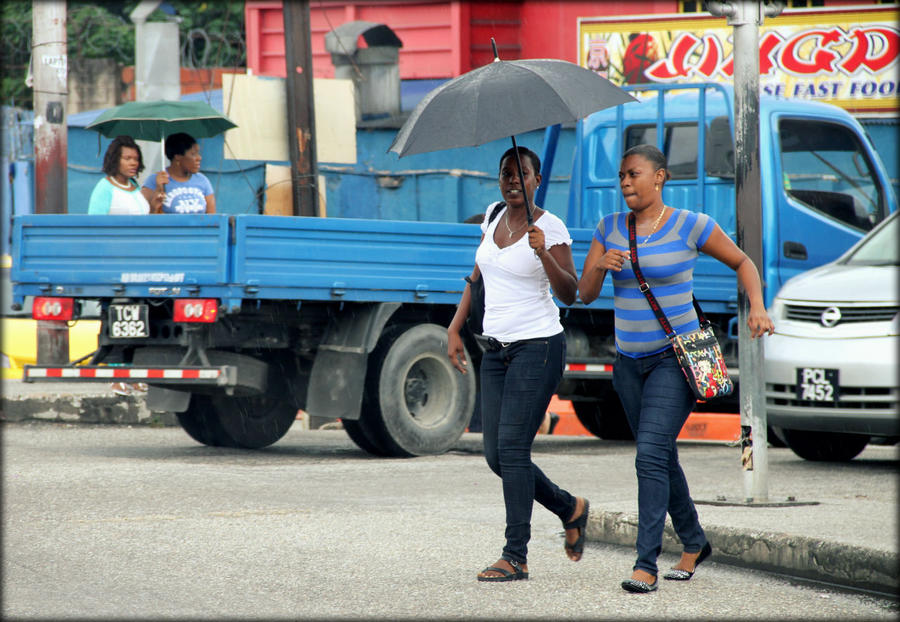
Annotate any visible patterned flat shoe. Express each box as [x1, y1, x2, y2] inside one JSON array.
[[621, 578, 658, 593], [663, 542, 712, 581]]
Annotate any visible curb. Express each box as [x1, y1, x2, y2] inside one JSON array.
[[0, 392, 177, 427], [586, 509, 899, 595]]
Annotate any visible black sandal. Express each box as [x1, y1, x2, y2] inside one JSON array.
[[476, 559, 529, 582], [563, 498, 590, 559]]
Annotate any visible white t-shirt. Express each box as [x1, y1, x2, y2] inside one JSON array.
[[88, 177, 150, 215], [476, 202, 573, 342]]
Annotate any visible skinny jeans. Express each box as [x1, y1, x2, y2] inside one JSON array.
[[480, 331, 576, 565], [613, 348, 708, 576]]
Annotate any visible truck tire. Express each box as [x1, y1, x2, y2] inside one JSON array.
[[176, 395, 238, 448], [781, 429, 870, 462], [343, 419, 391, 456], [210, 353, 302, 449], [363, 323, 475, 457], [211, 393, 298, 449], [572, 398, 633, 440]]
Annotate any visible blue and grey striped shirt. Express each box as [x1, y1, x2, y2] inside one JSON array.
[[594, 209, 716, 357]]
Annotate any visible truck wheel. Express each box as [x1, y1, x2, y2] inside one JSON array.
[[572, 398, 633, 440], [176, 395, 237, 448], [209, 353, 302, 449], [211, 393, 298, 449], [781, 429, 870, 462], [364, 323, 475, 457], [343, 419, 391, 456]]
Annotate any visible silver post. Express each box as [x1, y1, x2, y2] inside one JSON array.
[[706, 0, 784, 503]]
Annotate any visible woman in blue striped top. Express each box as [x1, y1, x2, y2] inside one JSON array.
[[578, 144, 773, 593]]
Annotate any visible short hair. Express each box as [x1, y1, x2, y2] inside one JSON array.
[[622, 144, 671, 183], [164, 133, 197, 161], [499, 146, 542, 177], [102, 135, 145, 177]]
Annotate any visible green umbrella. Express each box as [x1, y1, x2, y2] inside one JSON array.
[[86, 99, 237, 165]]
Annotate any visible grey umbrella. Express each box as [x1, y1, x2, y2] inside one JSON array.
[[389, 39, 637, 223]]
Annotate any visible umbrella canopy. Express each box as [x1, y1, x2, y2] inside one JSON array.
[[85, 100, 237, 141], [389, 56, 637, 158]]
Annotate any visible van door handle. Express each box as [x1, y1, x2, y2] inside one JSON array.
[[783, 241, 808, 260]]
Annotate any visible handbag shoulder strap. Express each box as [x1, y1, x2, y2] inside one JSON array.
[[627, 213, 709, 340]]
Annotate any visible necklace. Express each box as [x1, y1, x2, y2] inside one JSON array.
[[640, 206, 667, 244], [503, 211, 528, 238], [108, 176, 134, 191]]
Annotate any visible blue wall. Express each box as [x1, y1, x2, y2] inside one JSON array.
[[6, 82, 578, 230]]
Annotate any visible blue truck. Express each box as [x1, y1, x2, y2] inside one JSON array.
[[11, 83, 896, 455]]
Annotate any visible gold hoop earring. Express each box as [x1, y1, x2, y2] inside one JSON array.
[[654, 184, 660, 192]]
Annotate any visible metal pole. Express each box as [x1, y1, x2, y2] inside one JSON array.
[[706, 0, 783, 502], [283, 0, 319, 217], [32, 0, 69, 364]]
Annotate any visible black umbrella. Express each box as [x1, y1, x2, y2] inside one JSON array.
[[389, 39, 637, 223]]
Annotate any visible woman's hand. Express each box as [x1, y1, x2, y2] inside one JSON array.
[[527, 224, 546, 256], [155, 170, 170, 187], [748, 305, 775, 338], [598, 248, 629, 272], [447, 328, 468, 373]]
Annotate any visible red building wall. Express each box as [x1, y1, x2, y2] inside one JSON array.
[[246, 1, 882, 80], [245, 0, 677, 79]]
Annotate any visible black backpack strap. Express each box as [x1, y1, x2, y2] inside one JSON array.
[[486, 201, 505, 225]]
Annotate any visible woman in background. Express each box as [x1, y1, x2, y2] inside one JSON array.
[[88, 135, 163, 215], [142, 132, 216, 214], [88, 135, 161, 395]]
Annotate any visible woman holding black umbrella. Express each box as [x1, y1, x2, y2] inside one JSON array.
[[448, 146, 589, 582]]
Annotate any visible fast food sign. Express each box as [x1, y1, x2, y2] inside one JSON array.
[[578, 5, 899, 114]]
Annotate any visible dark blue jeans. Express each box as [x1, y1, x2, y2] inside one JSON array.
[[613, 348, 707, 576], [480, 331, 575, 565]]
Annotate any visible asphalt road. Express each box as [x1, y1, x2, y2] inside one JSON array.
[[3, 421, 897, 620]]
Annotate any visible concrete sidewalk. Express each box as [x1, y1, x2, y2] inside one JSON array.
[[2, 380, 898, 596]]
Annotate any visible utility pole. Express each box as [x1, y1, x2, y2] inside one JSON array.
[[31, 0, 69, 364], [706, 0, 784, 503], [283, 0, 319, 217]]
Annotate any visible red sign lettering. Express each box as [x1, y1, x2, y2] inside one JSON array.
[[841, 27, 900, 73], [779, 28, 842, 75]]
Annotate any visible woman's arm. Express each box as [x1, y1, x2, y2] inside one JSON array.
[[528, 226, 577, 305], [700, 225, 775, 338], [205, 194, 216, 214], [447, 262, 481, 374], [88, 180, 112, 215], [142, 171, 169, 214], [578, 239, 629, 304]]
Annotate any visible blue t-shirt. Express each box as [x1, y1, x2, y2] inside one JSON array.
[[143, 172, 213, 214], [594, 209, 716, 357]]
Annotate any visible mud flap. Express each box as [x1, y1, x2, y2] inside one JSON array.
[[146, 386, 192, 413], [306, 302, 400, 420]]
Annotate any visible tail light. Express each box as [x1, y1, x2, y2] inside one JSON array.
[[173, 299, 218, 323], [32, 297, 74, 321]]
